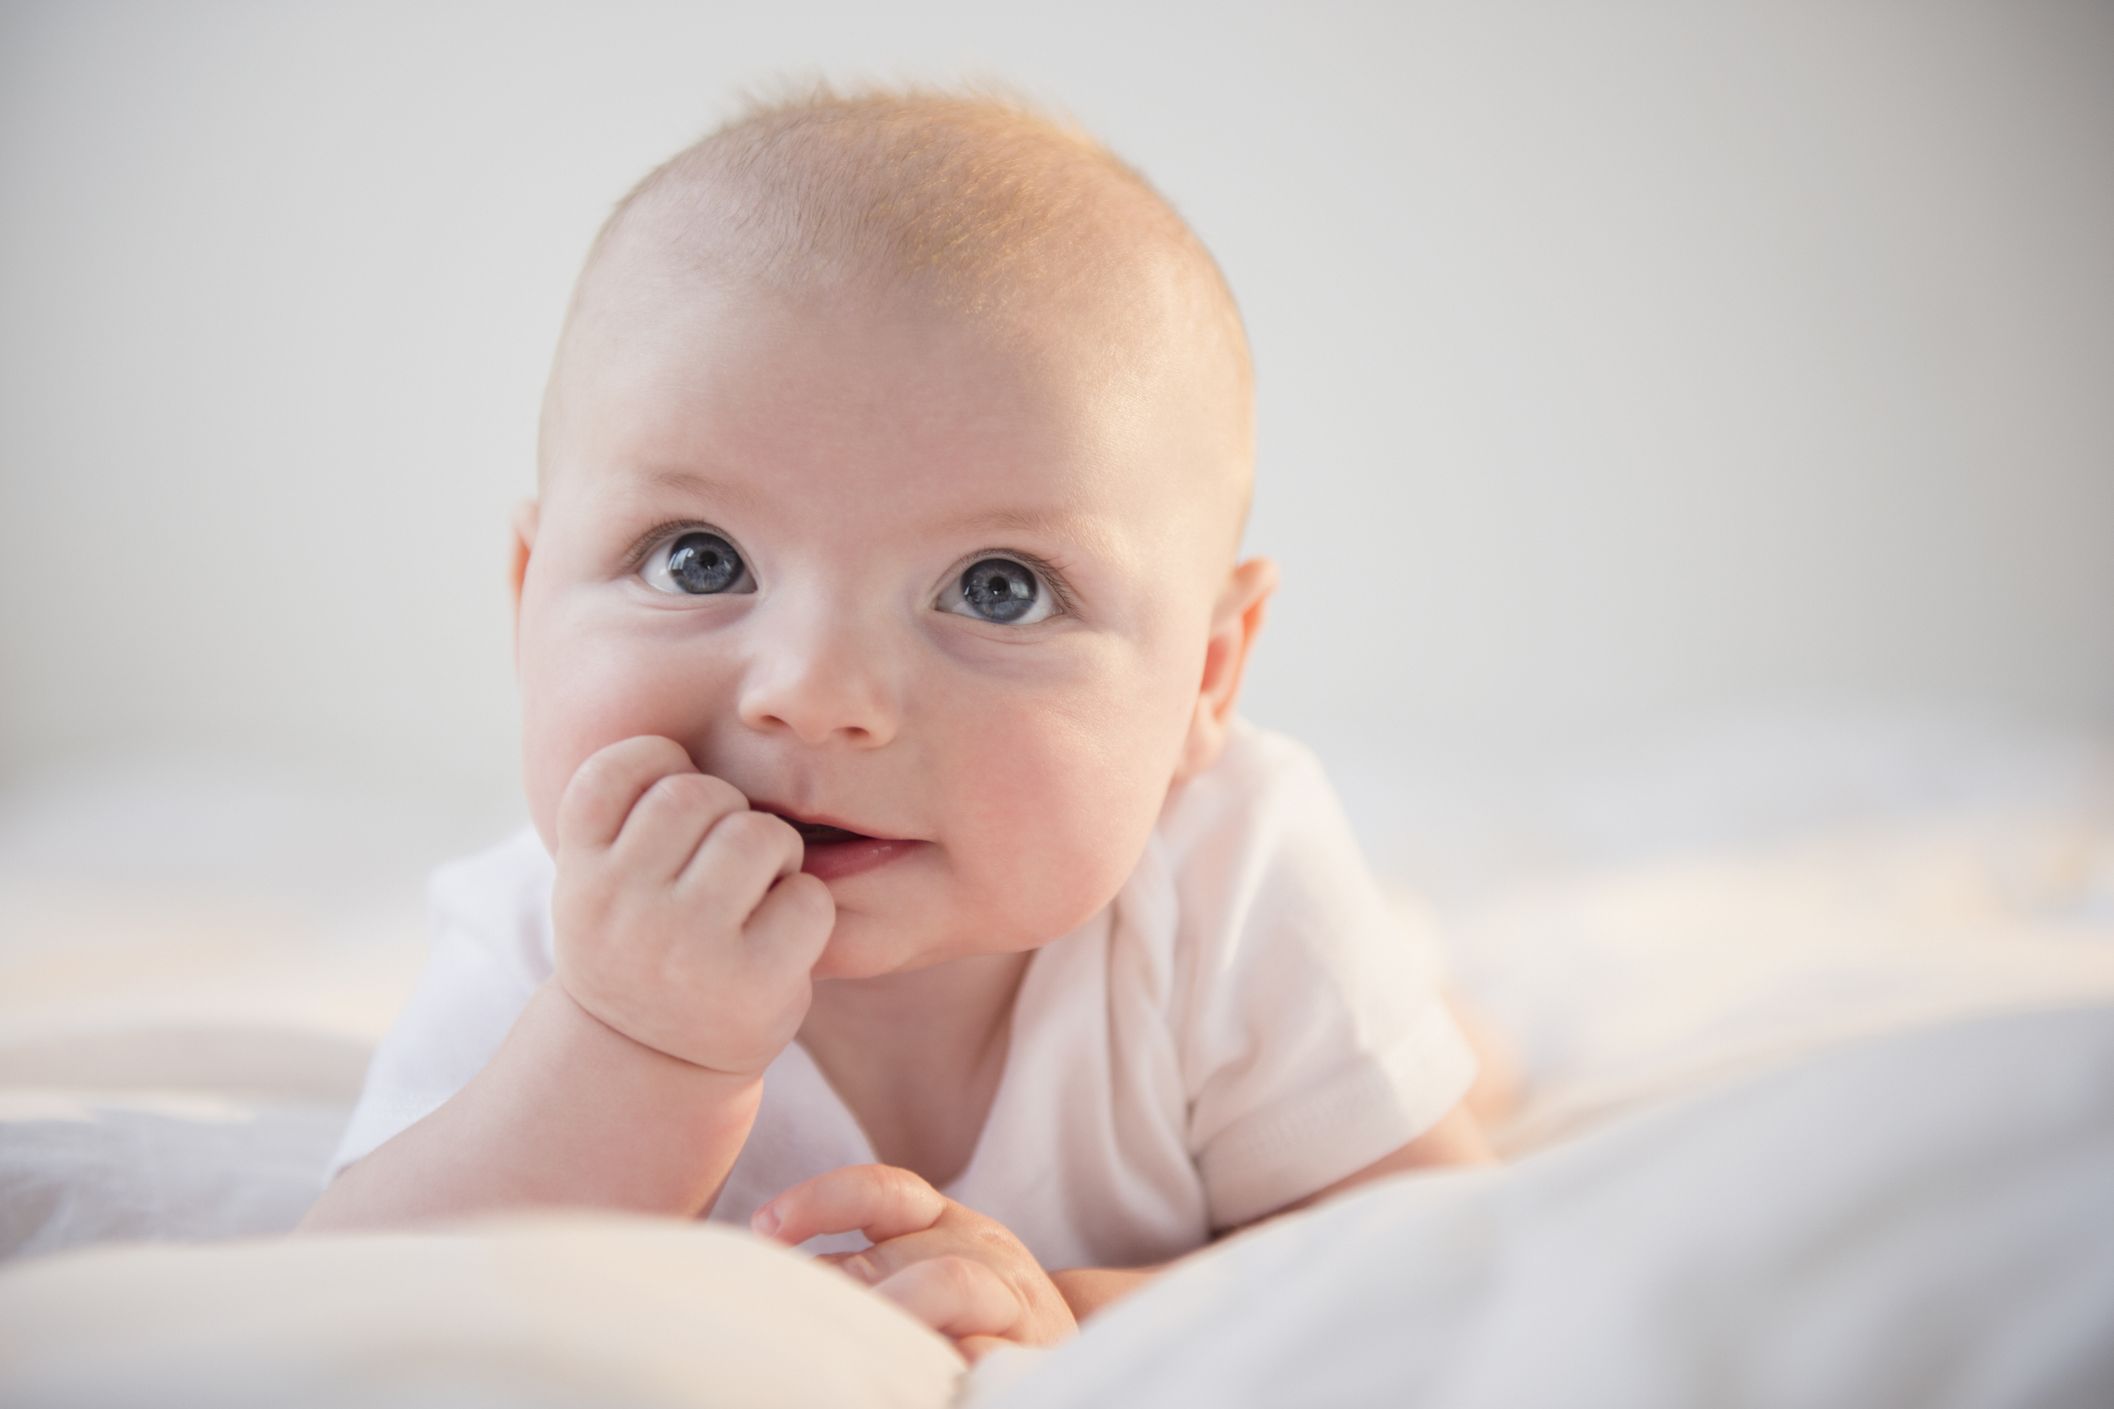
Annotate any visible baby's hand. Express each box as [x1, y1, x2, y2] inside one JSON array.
[[550, 735, 835, 1076], [751, 1164, 1077, 1363]]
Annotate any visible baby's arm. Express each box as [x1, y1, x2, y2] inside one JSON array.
[[1046, 1091, 1493, 1322], [1049, 994, 1514, 1322], [294, 977, 765, 1231], [298, 736, 835, 1233]]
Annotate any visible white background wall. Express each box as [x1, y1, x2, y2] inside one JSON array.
[[3, 2, 2109, 854]]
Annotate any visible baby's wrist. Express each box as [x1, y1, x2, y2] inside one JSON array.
[[477, 977, 764, 1217], [539, 977, 769, 1093]]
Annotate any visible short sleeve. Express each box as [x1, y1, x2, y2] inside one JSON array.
[[1162, 720, 1479, 1231], [323, 827, 554, 1185]]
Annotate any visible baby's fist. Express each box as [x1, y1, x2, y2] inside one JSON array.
[[551, 735, 835, 1075]]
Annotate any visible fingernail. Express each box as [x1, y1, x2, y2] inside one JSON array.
[[750, 1206, 781, 1237], [842, 1253, 876, 1283]]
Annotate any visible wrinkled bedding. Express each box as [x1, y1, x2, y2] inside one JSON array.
[[4, 1002, 2108, 1408]]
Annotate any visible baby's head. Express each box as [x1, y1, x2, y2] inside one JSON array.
[[510, 79, 1276, 979]]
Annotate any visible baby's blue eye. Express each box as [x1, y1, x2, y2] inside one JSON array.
[[643, 530, 750, 596], [951, 557, 1052, 626]]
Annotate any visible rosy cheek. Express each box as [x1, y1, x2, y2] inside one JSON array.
[[521, 643, 688, 847], [957, 727, 1145, 930]]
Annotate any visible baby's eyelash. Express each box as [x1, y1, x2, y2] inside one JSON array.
[[621, 519, 1079, 615], [621, 518, 715, 573]]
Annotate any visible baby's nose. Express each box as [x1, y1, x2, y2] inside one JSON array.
[[733, 605, 899, 749]]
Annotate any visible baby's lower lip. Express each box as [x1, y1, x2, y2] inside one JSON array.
[[798, 836, 921, 882]]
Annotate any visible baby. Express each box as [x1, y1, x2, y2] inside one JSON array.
[[299, 78, 1504, 1361]]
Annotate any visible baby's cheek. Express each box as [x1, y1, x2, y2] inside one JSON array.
[[964, 734, 1167, 938], [520, 722, 599, 858], [520, 646, 707, 853]]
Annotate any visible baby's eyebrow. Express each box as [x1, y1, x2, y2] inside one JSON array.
[[633, 464, 771, 514], [634, 462, 1110, 549], [936, 503, 1095, 538]]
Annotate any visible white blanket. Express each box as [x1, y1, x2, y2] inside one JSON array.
[[964, 999, 2114, 1408], [3, 1002, 2108, 1407]]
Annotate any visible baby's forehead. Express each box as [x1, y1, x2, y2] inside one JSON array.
[[544, 89, 1253, 570], [576, 302, 1160, 504], [566, 282, 1242, 574], [560, 340, 1229, 583]]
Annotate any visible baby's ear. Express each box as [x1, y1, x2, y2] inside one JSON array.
[[1174, 555, 1279, 783], [509, 497, 540, 668]]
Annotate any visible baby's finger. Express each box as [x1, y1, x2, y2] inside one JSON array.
[[752, 1163, 951, 1247], [554, 736, 697, 854], [675, 807, 802, 917], [868, 1255, 1021, 1339], [616, 770, 750, 881], [956, 1336, 1015, 1366], [740, 869, 835, 967], [817, 1226, 973, 1289]]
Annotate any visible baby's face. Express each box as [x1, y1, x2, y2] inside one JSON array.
[[513, 276, 1239, 979]]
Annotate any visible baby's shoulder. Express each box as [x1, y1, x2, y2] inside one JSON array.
[[1151, 714, 1347, 865], [1125, 715, 1370, 977], [1112, 715, 1410, 1038]]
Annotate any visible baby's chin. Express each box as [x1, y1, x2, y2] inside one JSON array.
[[803, 909, 1035, 983]]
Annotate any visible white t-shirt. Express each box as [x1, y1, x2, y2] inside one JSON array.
[[327, 715, 1477, 1270]]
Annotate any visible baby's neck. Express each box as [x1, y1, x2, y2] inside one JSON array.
[[798, 947, 1031, 1081], [796, 949, 1032, 1188]]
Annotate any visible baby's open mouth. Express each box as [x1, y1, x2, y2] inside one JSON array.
[[754, 805, 885, 845], [790, 822, 870, 845], [753, 804, 921, 882]]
